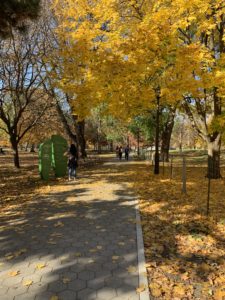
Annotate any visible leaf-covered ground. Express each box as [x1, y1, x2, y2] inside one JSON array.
[[133, 162, 225, 300], [1, 151, 225, 299]]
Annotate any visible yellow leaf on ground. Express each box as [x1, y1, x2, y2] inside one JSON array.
[[62, 277, 71, 284], [173, 284, 186, 297], [214, 285, 225, 300], [96, 246, 102, 250], [136, 284, 146, 294], [8, 270, 20, 277], [36, 263, 46, 270], [23, 280, 33, 286], [149, 282, 161, 297]]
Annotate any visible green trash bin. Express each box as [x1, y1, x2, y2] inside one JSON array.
[[38, 139, 52, 180], [51, 135, 68, 178]]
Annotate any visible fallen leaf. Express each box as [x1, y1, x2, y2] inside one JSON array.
[[8, 270, 20, 277], [23, 280, 33, 286], [136, 284, 146, 293], [149, 282, 162, 297], [62, 277, 71, 284], [214, 285, 225, 300], [36, 263, 46, 270], [173, 284, 186, 297]]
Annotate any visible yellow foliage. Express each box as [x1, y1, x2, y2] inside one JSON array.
[[51, 0, 225, 127]]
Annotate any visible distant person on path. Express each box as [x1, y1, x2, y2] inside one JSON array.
[[66, 144, 78, 181], [115, 145, 119, 158], [124, 145, 130, 161], [118, 146, 123, 160]]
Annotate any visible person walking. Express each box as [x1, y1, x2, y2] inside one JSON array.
[[124, 145, 130, 161], [115, 145, 119, 158], [118, 146, 123, 160], [66, 144, 78, 181]]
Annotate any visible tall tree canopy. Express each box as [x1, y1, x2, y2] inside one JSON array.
[[52, 0, 225, 178]]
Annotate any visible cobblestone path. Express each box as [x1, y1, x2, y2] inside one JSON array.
[[0, 160, 140, 300]]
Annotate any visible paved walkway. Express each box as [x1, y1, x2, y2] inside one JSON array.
[[0, 160, 140, 300]]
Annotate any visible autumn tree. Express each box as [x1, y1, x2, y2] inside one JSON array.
[[20, 94, 69, 149], [153, 0, 225, 178], [53, 0, 225, 178], [0, 25, 51, 168]]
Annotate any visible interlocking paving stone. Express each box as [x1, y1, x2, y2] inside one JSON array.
[[78, 270, 95, 281], [0, 161, 140, 300], [87, 278, 105, 290], [68, 279, 86, 292], [58, 289, 77, 300], [77, 287, 97, 300], [97, 287, 117, 299]]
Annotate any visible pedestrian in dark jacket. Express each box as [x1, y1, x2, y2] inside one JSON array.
[[124, 145, 130, 161], [66, 144, 78, 180]]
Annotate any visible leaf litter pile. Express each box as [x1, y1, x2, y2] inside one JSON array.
[[133, 163, 225, 300]]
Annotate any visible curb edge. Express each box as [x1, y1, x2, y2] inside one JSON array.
[[135, 199, 150, 300]]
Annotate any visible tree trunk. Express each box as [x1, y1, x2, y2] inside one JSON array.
[[56, 100, 78, 146], [154, 95, 160, 175], [10, 136, 20, 168], [76, 120, 87, 158], [161, 117, 174, 162], [207, 136, 221, 179]]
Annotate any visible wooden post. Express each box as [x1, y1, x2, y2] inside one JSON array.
[[207, 177, 211, 216], [163, 153, 165, 175], [182, 155, 187, 194]]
